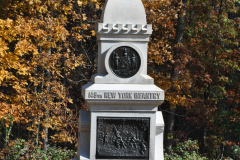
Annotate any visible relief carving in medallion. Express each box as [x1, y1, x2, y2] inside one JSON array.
[[109, 46, 141, 78], [96, 117, 149, 159]]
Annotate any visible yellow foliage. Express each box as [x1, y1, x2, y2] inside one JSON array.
[[0, 0, 90, 146]]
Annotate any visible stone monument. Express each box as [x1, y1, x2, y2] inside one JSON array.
[[78, 0, 165, 159]]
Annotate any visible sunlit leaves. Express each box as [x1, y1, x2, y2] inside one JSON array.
[[0, 0, 94, 145]]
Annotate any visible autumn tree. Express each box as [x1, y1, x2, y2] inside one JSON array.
[[0, 0, 103, 157], [183, 0, 240, 157], [145, 0, 240, 158], [144, 0, 190, 154]]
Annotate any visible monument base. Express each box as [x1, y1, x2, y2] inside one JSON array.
[[78, 111, 164, 160]]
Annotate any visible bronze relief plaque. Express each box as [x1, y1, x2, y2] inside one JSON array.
[[109, 46, 141, 78], [96, 117, 150, 159]]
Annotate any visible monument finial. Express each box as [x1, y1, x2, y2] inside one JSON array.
[[100, 0, 147, 25]]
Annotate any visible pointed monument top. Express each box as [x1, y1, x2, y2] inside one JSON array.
[[100, 0, 147, 25]]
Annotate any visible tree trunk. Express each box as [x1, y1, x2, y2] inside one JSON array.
[[164, 108, 176, 154], [164, 0, 187, 154], [63, 56, 67, 148], [35, 46, 42, 147], [199, 125, 206, 156], [43, 48, 51, 153], [35, 82, 40, 146]]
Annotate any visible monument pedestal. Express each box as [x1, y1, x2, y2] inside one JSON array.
[[78, 83, 164, 160], [78, 110, 164, 160], [78, 0, 165, 159]]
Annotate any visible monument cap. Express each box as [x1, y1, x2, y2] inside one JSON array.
[[100, 0, 147, 25]]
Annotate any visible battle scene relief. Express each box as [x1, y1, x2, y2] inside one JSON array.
[[96, 117, 149, 159]]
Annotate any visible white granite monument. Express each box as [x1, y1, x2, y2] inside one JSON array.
[[78, 0, 165, 159]]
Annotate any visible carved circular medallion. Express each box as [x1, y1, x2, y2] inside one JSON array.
[[109, 46, 141, 78]]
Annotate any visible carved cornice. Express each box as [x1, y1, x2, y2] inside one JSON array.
[[96, 23, 152, 35]]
